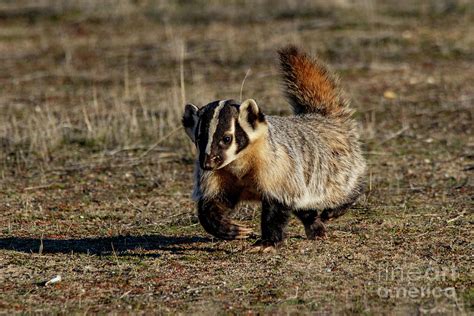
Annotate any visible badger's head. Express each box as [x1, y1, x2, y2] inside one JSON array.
[[182, 99, 266, 171]]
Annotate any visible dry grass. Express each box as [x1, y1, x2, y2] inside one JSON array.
[[0, 0, 473, 314]]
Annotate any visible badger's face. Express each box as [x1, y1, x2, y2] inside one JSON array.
[[182, 99, 266, 171]]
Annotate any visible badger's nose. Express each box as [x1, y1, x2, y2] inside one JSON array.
[[202, 154, 222, 170], [212, 155, 222, 164]]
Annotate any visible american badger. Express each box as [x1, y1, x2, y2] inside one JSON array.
[[182, 45, 366, 249]]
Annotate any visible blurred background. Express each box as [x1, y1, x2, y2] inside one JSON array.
[[0, 0, 472, 314], [1, 0, 472, 165]]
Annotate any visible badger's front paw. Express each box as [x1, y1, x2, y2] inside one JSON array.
[[198, 199, 254, 240], [203, 220, 254, 240]]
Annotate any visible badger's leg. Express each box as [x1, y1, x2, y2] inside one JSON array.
[[320, 201, 354, 222], [320, 184, 365, 223], [294, 200, 357, 240], [197, 198, 253, 240], [257, 199, 291, 247], [293, 210, 326, 239]]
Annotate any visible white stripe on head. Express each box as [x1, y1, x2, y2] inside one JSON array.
[[205, 100, 226, 154]]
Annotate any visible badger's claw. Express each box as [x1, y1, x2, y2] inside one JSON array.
[[232, 223, 254, 239], [200, 215, 253, 240]]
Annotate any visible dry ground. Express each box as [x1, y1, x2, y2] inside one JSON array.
[[0, 0, 473, 314]]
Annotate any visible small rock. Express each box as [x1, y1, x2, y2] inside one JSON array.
[[45, 275, 61, 286]]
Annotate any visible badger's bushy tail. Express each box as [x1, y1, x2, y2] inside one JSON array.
[[278, 45, 352, 118]]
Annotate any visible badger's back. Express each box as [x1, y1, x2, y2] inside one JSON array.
[[253, 114, 365, 210]]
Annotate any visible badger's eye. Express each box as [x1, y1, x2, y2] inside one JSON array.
[[222, 135, 232, 145]]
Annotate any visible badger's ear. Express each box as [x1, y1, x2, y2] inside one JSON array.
[[238, 99, 266, 140], [182, 103, 199, 142]]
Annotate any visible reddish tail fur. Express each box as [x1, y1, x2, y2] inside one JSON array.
[[278, 45, 352, 118]]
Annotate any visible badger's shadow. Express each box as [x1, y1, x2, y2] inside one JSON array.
[[0, 234, 218, 257]]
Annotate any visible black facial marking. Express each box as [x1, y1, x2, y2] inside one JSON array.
[[234, 121, 249, 154], [196, 101, 221, 165], [211, 104, 234, 152]]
